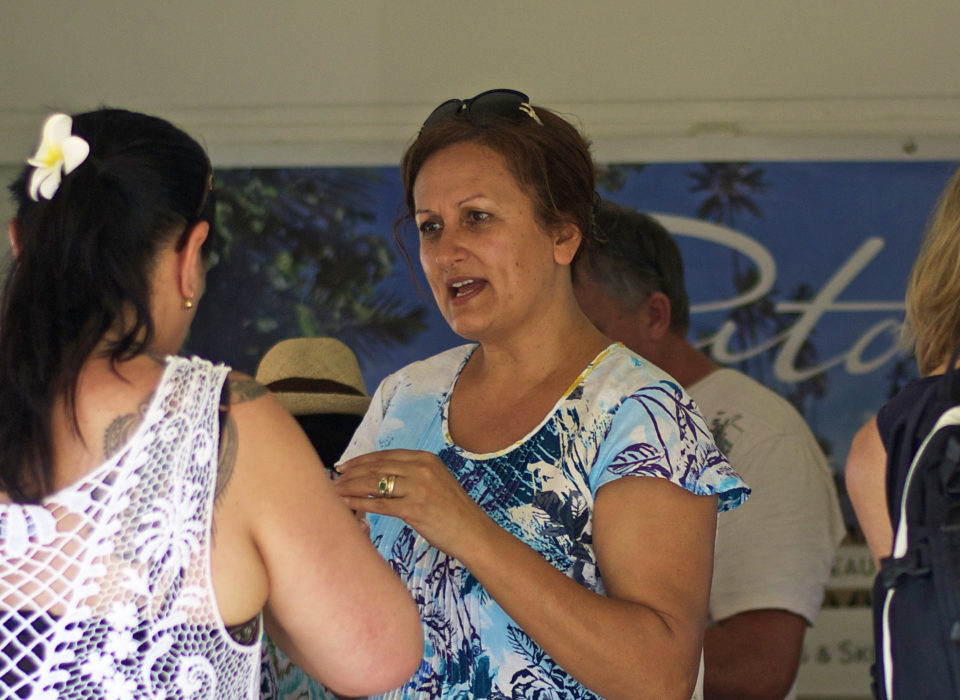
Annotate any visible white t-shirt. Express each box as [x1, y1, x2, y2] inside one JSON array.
[[689, 368, 844, 624], [689, 368, 845, 698]]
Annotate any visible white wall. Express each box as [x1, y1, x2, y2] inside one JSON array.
[[0, 168, 16, 259], [3, 0, 960, 167]]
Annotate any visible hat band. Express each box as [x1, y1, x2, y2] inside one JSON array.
[[265, 377, 365, 396]]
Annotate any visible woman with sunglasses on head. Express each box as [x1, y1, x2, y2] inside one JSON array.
[[333, 90, 749, 700], [0, 108, 421, 699]]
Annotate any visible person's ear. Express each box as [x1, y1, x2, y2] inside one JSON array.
[[177, 221, 209, 304], [553, 221, 583, 266], [644, 292, 673, 341], [7, 220, 20, 259]]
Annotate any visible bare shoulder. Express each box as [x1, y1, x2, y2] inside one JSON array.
[[845, 416, 885, 485], [219, 370, 294, 430], [219, 370, 311, 469], [847, 416, 884, 467], [214, 372, 277, 503], [225, 371, 269, 405], [853, 415, 880, 443]]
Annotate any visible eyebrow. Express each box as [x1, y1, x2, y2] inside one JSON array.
[[456, 194, 484, 207], [414, 193, 486, 216]]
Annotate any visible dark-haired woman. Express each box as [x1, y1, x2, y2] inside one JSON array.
[[333, 90, 748, 700], [0, 109, 421, 699]]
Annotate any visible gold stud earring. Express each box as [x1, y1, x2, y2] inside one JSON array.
[[184, 298, 194, 310]]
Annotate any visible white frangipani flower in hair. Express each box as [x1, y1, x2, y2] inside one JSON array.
[[27, 113, 90, 201]]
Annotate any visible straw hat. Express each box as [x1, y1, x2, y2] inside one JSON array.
[[255, 337, 370, 417]]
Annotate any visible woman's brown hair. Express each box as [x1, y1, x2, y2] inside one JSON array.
[[393, 99, 597, 270]]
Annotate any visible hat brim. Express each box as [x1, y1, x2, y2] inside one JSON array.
[[271, 392, 371, 417]]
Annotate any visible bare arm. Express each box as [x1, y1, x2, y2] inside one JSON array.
[[703, 609, 807, 699], [462, 477, 717, 699], [214, 374, 422, 697], [339, 453, 717, 700], [845, 417, 892, 564]]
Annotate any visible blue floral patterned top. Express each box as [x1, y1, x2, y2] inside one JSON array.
[[342, 343, 749, 700]]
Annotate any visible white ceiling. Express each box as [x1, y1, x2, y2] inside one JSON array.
[[3, 0, 960, 165]]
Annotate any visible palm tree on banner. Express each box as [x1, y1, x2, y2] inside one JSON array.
[[185, 167, 427, 375], [687, 163, 830, 431], [688, 162, 776, 381], [596, 164, 647, 193]]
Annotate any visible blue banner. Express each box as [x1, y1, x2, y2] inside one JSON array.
[[186, 160, 959, 525]]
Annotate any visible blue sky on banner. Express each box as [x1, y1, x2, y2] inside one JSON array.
[[358, 161, 959, 470]]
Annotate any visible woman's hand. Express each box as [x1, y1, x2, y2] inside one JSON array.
[[334, 449, 493, 557]]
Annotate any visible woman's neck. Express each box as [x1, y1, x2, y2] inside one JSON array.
[[468, 311, 609, 388]]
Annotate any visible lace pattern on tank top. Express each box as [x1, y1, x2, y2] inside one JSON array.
[[0, 356, 261, 699]]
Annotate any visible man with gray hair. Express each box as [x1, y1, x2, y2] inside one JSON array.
[[573, 201, 845, 700]]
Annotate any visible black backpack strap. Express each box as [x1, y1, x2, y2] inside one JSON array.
[[944, 347, 960, 403], [878, 545, 931, 589], [886, 351, 960, 524], [939, 433, 960, 500]]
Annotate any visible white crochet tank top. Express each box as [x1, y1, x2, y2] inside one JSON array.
[[0, 356, 261, 699]]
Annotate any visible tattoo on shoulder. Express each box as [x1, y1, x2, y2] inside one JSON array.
[[103, 392, 155, 459], [215, 413, 238, 503], [213, 374, 262, 505], [227, 373, 267, 404]]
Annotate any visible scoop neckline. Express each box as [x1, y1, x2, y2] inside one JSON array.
[[440, 342, 622, 459]]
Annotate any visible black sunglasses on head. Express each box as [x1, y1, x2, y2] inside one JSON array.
[[420, 89, 543, 132]]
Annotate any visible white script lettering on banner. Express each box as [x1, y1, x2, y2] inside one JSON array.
[[654, 214, 906, 384]]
